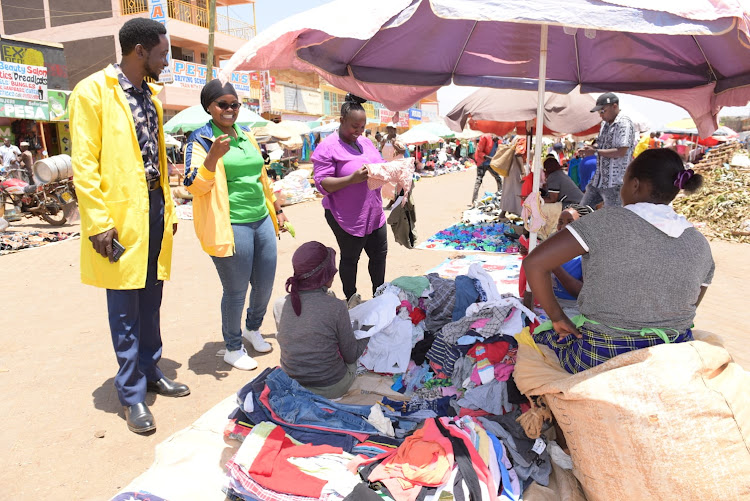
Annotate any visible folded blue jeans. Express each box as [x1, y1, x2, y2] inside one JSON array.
[[264, 368, 378, 435]]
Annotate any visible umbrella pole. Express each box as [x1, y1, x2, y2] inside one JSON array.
[[525, 24, 548, 296]]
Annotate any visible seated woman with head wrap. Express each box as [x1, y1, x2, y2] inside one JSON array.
[[276, 241, 370, 399]]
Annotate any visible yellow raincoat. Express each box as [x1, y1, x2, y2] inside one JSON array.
[[69, 65, 177, 290]]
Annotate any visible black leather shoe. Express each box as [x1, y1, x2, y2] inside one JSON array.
[[146, 377, 190, 397], [124, 402, 156, 434]]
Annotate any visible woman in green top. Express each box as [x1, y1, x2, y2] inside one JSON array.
[[184, 80, 289, 370]]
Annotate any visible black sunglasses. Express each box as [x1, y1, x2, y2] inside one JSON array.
[[214, 101, 241, 111]]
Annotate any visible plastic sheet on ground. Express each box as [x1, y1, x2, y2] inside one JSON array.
[[426, 253, 523, 297]]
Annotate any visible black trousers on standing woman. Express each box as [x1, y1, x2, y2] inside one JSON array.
[[325, 210, 387, 300]]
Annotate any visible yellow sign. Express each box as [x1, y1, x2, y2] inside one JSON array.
[[1, 44, 44, 66]]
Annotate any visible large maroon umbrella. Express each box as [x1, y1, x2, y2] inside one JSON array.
[[224, 0, 750, 248]]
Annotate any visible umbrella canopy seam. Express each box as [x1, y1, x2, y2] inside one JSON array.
[[451, 20, 478, 81]]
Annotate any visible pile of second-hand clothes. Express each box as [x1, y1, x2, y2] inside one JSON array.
[[0, 230, 79, 254], [222, 265, 572, 500]]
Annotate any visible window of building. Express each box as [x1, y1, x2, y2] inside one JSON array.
[[182, 49, 194, 63], [200, 52, 207, 65]]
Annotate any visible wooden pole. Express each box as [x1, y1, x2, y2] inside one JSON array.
[[206, 0, 216, 82]]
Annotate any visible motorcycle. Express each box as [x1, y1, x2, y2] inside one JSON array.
[[0, 172, 78, 226]]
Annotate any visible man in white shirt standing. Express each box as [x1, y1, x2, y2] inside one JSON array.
[[0, 137, 21, 172]]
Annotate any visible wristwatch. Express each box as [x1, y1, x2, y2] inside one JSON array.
[[276, 209, 284, 215]]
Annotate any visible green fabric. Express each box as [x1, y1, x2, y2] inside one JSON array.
[[212, 122, 268, 224], [468, 141, 476, 154], [534, 313, 676, 344], [391, 276, 431, 297]]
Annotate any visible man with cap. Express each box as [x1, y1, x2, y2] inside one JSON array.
[[578, 92, 636, 207], [69, 18, 188, 434]]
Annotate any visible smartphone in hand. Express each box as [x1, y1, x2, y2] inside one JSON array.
[[111, 238, 126, 263]]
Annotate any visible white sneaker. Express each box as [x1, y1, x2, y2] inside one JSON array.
[[223, 346, 258, 370], [242, 327, 272, 353]]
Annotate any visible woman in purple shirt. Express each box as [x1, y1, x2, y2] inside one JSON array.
[[312, 94, 387, 306]]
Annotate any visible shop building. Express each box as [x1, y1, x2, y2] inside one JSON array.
[[2, 0, 257, 122], [0, 35, 70, 159]]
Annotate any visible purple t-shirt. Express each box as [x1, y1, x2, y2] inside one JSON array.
[[312, 132, 386, 237]]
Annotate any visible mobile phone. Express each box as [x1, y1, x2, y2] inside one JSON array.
[[111, 238, 126, 263]]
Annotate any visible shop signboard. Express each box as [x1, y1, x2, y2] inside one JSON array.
[[420, 102, 440, 123], [408, 108, 422, 121], [0, 61, 48, 102], [0, 96, 49, 120], [148, 0, 174, 84], [170, 60, 251, 93], [260, 71, 272, 113], [48, 90, 72, 121], [0, 37, 68, 91], [378, 109, 409, 127]]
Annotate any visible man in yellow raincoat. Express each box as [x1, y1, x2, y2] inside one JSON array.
[[69, 18, 189, 434]]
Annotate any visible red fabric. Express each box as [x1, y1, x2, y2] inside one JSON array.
[[410, 307, 426, 325], [521, 173, 534, 197], [248, 425, 342, 498], [368, 418, 455, 501], [475, 133, 493, 165], [469, 119, 600, 138], [467, 341, 510, 365], [458, 407, 491, 418]]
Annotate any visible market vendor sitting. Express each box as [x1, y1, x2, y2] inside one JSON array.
[[276, 241, 370, 398], [523, 148, 714, 374], [542, 156, 584, 207]]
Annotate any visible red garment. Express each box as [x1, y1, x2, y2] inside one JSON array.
[[368, 418, 455, 501], [410, 307, 426, 325], [521, 172, 534, 197], [467, 341, 510, 364], [248, 425, 342, 498], [475, 133, 493, 165], [458, 407, 491, 418]]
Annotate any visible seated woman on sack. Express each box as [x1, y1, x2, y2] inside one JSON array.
[[276, 241, 370, 399], [523, 148, 714, 374]]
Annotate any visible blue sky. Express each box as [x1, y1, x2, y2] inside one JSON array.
[[230, 1, 750, 129]]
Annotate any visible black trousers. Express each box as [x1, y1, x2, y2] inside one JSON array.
[[325, 210, 387, 300]]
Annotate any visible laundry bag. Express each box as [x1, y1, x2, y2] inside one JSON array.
[[514, 330, 750, 501]]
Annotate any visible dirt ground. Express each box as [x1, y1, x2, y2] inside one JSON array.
[[1, 168, 747, 500]]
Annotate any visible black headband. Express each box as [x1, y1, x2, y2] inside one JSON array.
[[200, 79, 238, 113]]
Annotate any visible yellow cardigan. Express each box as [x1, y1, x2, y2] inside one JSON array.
[[69, 65, 177, 290], [184, 128, 278, 257]]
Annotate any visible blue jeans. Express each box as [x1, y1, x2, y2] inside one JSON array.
[[211, 216, 277, 351], [106, 189, 165, 406], [265, 368, 378, 434]]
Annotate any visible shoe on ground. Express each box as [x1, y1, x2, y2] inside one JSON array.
[[347, 293, 363, 309], [124, 402, 155, 434], [146, 376, 190, 397], [242, 327, 272, 353], [224, 346, 258, 370]]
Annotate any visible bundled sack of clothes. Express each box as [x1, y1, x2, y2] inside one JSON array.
[[514, 330, 750, 501]]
